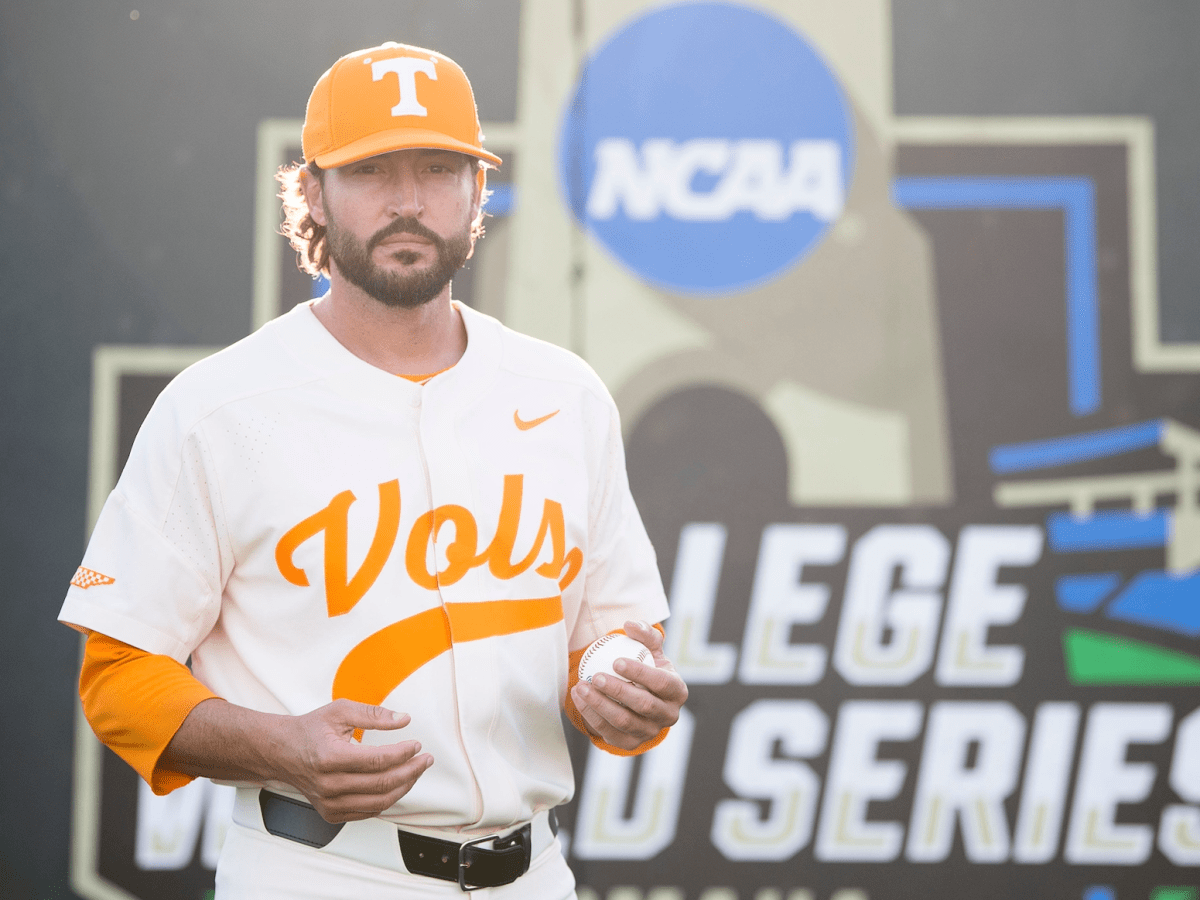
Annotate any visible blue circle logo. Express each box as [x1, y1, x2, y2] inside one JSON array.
[[559, 2, 855, 295]]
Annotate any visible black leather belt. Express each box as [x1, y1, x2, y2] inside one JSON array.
[[258, 790, 533, 890]]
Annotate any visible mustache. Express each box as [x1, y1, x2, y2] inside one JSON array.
[[368, 217, 445, 253]]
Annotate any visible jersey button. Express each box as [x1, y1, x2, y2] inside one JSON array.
[[409, 394, 421, 408]]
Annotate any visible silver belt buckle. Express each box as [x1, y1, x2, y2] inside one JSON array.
[[457, 832, 500, 891]]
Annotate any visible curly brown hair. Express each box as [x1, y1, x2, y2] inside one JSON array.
[[276, 158, 491, 278]]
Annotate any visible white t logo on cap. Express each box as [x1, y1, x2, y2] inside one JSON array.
[[371, 57, 437, 117]]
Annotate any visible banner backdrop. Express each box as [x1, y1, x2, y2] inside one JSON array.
[[70, 2, 1200, 900]]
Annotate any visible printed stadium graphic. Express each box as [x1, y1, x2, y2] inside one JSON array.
[[993, 418, 1200, 686]]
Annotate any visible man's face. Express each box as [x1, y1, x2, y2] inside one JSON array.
[[310, 148, 482, 309]]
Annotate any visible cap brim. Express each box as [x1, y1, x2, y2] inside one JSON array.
[[313, 127, 502, 169]]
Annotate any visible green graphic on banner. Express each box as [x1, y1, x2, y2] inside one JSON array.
[[1064, 629, 1200, 685], [1150, 888, 1199, 900]]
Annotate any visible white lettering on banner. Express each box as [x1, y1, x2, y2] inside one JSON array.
[[833, 526, 950, 686], [371, 56, 437, 117], [936, 526, 1043, 686], [135, 778, 234, 871], [1159, 705, 1200, 864], [659, 139, 732, 221], [587, 139, 660, 221], [740, 525, 846, 685], [670, 520, 1042, 686], [1065, 703, 1173, 865], [641, 521, 1200, 867], [711, 700, 829, 860], [814, 701, 923, 862], [586, 138, 844, 223], [663, 523, 737, 684], [1013, 702, 1081, 863], [574, 708, 695, 860], [906, 702, 1026, 863]]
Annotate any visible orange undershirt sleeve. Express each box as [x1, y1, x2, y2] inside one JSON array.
[[79, 631, 219, 795], [564, 624, 670, 757]]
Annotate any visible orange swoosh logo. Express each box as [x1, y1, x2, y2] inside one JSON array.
[[332, 596, 564, 740], [514, 409, 559, 431]]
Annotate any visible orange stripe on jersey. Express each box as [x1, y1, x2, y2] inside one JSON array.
[[332, 606, 452, 710], [332, 597, 564, 715], [445, 595, 564, 642]]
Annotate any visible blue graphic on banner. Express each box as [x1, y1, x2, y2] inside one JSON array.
[[894, 176, 1100, 416], [989, 419, 1166, 473], [1047, 510, 1171, 552], [1107, 571, 1200, 637], [559, 2, 855, 294], [993, 417, 1200, 686], [1056, 573, 1121, 613]]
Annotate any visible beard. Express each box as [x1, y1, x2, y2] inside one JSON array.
[[326, 213, 472, 310]]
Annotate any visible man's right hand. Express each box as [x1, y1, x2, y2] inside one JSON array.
[[162, 697, 433, 824], [276, 699, 434, 823]]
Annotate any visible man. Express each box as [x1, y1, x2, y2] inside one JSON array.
[[60, 42, 686, 899]]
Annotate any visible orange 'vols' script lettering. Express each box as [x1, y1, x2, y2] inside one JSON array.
[[405, 474, 583, 590], [276, 480, 401, 616], [277, 475, 583, 611], [405, 503, 479, 590], [332, 596, 564, 713]]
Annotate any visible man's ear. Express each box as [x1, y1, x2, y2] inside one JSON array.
[[300, 168, 328, 227], [473, 166, 486, 218]]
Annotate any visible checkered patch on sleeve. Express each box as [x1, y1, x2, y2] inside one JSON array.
[[70, 567, 116, 590]]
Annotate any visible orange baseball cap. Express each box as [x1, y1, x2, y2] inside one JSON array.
[[302, 42, 502, 169]]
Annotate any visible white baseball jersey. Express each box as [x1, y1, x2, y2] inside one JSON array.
[[59, 300, 669, 831]]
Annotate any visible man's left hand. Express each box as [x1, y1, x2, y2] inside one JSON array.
[[570, 620, 688, 752]]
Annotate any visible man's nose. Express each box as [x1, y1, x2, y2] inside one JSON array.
[[385, 170, 424, 218]]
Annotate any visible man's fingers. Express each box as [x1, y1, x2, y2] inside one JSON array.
[[571, 686, 628, 747], [623, 620, 665, 657], [324, 699, 411, 733], [600, 672, 684, 728], [611, 658, 688, 705], [307, 752, 435, 821], [314, 753, 436, 825], [572, 682, 662, 747], [334, 754, 434, 804], [314, 736, 425, 776], [279, 701, 435, 818]]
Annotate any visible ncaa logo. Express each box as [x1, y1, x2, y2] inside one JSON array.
[[559, 2, 855, 295]]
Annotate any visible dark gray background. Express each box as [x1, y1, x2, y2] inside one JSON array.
[[1, 1, 1197, 896]]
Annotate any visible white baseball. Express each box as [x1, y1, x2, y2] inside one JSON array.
[[578, 633, 653, 684]]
